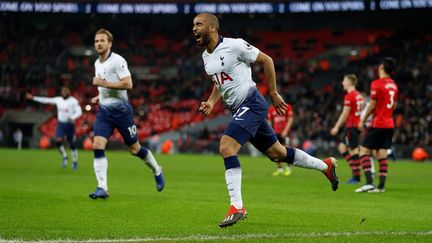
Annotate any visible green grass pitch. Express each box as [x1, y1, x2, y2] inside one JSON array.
[[0, 148, 431, 242]]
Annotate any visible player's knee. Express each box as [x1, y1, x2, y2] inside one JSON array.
[[338, 143, 347, 154], [219, 143, 236, 157], [128, 143, 141, 154], [350, 148, 359, 155], [359, 146, 368, 156], [56, 140, 63, 148], [93, 141, 105, 150], [377, 151, 388, 159], [70, 142, 76, 150], [128, 147, 140, 154]]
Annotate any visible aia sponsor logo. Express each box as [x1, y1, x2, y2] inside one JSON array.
[[210, 71, 233, 86]]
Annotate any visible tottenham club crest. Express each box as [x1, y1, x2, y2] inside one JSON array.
[[220, 56, 225, 66]]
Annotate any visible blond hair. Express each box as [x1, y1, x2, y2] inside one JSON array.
[[95, 28, 113, 43], [344, 74, 358, 86]]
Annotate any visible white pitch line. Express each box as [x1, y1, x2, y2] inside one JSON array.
[[1, 231, 432, 242]]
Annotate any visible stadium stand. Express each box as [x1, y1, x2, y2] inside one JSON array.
[[0, 13, 431, 155]]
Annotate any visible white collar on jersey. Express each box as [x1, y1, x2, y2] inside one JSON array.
[[208, 36, 224, 54], [99, 51, 113, 63]]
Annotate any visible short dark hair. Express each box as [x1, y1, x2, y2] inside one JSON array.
[[197, 13, 219, 31], [381, 57, 396, 75]]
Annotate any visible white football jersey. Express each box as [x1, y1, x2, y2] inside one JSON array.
[[202, 37, 260, 111], [33, 96, 82, 123], [94, 52, 131, 106]]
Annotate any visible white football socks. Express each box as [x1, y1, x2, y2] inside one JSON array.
[[94, 157, 108, 191], [293, 148, 328, 171], [225, 167, 243, 209], [59, 145, 67, 158], [71, 149, 78, 162], [145, 150, 161, 176]]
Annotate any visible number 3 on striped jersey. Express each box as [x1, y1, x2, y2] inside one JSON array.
[[386, 90, 395, 109]]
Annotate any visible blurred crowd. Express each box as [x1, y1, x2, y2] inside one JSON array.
[[0, 14, 431, 147]]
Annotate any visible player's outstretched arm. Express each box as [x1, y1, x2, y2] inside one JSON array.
[[331, 107, 350, 135], [28, 93, 58, 105], [93, 76, 133, 90], [199, 85, 221, 116], [255, 52, 287, 115], [25, 93, 33, 100]]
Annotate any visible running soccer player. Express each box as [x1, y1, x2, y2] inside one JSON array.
[[330, 74, 364, 184], [268, 104, 294, 176], [89, 28, 164, 199], [193, 13, 338, 228], [355, 57, 398, 193], [26, 87, 82, 169]]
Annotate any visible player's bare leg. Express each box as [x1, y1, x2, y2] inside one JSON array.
[[265, 141, 339, 191], [218, 135, 247, 228]]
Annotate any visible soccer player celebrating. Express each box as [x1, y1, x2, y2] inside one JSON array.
[[193, 13, 338, 228], [330, 74, 364, 184], [89, 29, 164, 199], [268, 103, 294, 176], [355, 58, 398, 193], [26, 87, 82, 169]]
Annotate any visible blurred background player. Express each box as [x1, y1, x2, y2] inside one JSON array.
[[89, 28, 164, 199], [356, 57, 398, 193], [268, 103, 294, 176], [330, 74, 364, 184], [26, 87, 82, 169], [194, 13, 338, 228]]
